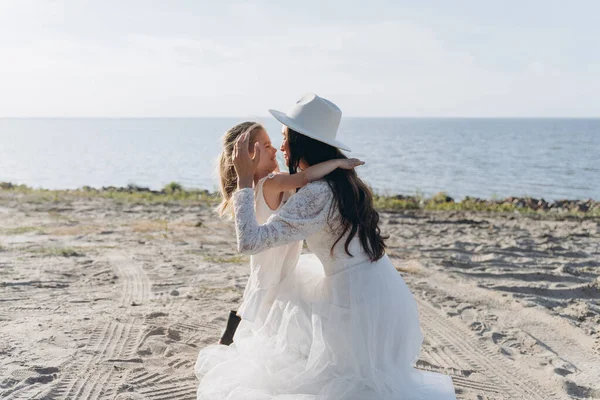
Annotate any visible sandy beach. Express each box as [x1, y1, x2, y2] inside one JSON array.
[[1, 189, 599, 400]]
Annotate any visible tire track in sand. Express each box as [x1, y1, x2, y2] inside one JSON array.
[[47, 251, 150, 400], [416, 298, 566, 400]]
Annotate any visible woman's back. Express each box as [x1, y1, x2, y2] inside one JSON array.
[[271, 179, 374, 276]]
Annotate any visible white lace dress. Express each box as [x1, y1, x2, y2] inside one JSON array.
[[237, 173, 303, 327], [195, 180, 457, 400]]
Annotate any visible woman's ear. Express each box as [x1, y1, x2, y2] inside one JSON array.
[[298, 158, 309, 171]]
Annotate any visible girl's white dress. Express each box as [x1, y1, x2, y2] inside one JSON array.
[[195, 180, 457, 400], [237, 173, 303, 328]]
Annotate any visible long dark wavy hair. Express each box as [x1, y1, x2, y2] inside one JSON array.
[[287, 128, 387, 262]]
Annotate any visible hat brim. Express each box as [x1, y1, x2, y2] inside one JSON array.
[[268, 109, 351, 152]]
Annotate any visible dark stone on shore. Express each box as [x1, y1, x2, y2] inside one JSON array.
[[435, 195, 454, 203], [537, 199, 549, 210], [127, 184, 152, 193], [464, 196, 485, 203], [512, 198, 526, 208], [576, 203, 590, 212]]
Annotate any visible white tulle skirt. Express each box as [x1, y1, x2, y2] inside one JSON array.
[[195, 254, 456, 399]]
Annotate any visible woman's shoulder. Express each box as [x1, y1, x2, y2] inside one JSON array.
[[278, 180, 334, 219], [305, 179, 330, 190], [295, 179, 333, 201]]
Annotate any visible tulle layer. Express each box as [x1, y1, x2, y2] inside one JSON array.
[[195, 254, 456, 400], [236, 241, 302, 325]]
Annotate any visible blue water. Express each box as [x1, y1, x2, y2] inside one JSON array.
[[0, 118, 598, 200]]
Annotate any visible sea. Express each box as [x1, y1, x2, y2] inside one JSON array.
[[0, 118, 598, 201]]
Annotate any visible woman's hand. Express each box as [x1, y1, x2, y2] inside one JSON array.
[[338, 158, 365, 170], [233, 129, 261, 189]]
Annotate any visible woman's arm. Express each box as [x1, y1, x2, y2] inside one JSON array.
[[264, 158, 364, 192], [230, 130, 333, 254], [233, 181, 333, 255]]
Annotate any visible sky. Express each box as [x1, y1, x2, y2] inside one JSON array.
[[1, 0, 599, 117]]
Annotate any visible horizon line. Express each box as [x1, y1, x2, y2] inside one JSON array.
[[2, 116, 600, 120]]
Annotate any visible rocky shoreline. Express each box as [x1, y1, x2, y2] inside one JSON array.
[[0, 182, 211, 196], [396, 192, 600, 214], [1, 181, 599, 215]]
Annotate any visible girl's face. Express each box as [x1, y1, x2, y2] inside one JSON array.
[[252, 128, 278, 173]]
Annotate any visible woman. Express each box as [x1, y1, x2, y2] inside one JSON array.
[[216, 121, 364, 344], [196, 94, 456, 399]]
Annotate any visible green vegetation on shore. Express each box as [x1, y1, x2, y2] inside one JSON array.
[[1, 182, 599, 217], [26, 246, 85, 257], [373, 191, 600, 216], [0, 182, 217, 206]]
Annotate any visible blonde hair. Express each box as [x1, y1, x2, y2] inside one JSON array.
[[216, 122, 263, 218]]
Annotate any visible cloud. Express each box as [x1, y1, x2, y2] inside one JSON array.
[[0, 2, 598, 117]]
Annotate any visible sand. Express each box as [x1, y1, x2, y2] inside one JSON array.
[[0, 191, 599, 400]]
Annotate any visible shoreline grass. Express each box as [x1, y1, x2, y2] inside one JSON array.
[[0, 182, 218, 206], [372, 193, 600, 217], [2, 182, 599, 217]]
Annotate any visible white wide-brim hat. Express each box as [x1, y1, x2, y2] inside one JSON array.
[[269, 93, 351, 151]]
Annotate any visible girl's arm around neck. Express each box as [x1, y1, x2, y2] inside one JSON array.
[[263, 158, 364, 194]]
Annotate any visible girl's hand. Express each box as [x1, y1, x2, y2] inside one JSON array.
[[232, 129, 261, 189], [338, 158, 365, 170]]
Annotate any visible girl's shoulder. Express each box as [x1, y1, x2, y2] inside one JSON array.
[[255, 172, 276, 193], [256, 172, 290, 212], [259, 171, 286, 184], [256, 172, 285, 193]]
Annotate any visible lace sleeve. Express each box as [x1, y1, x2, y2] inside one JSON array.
[[232, 180, 333, 255]]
